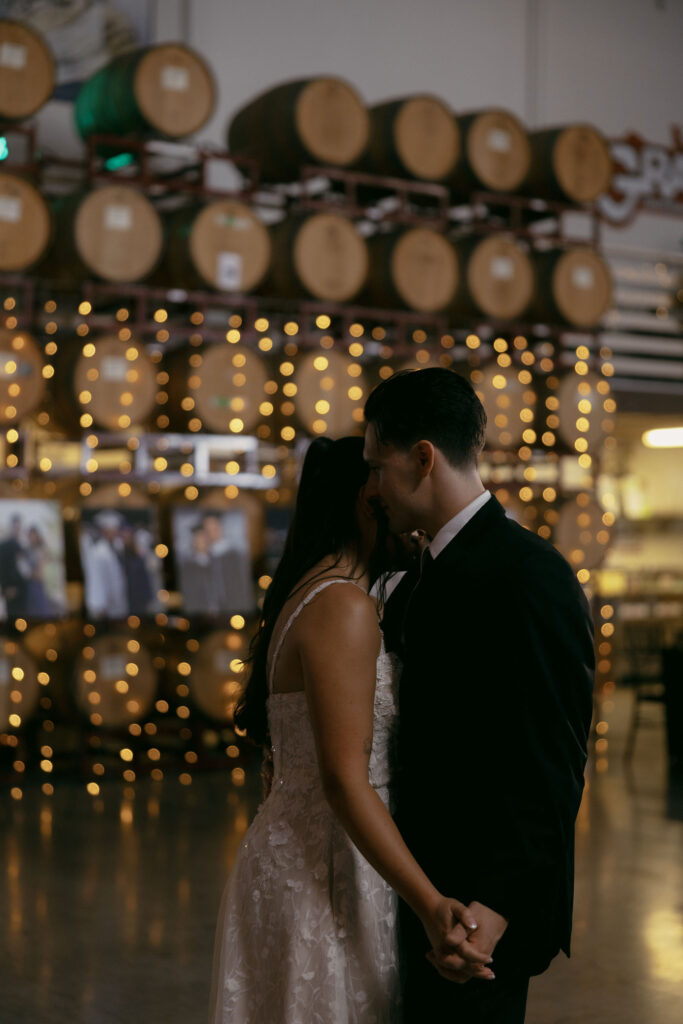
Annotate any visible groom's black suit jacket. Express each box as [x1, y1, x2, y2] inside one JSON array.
[[384, 495, 594, 976]]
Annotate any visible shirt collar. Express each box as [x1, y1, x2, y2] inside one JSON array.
[[428, 490, 492, 560]]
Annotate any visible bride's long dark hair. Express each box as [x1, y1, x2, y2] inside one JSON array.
[[234, 436, 378, 748]]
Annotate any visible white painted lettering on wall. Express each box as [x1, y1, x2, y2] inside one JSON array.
[[598, 131, 683, 225]]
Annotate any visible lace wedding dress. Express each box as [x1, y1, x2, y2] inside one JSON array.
[[209, 579, 401, 1023]]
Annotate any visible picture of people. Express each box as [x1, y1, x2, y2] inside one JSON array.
[[0, 501, 67, 621], [172, 507, 255, 616], [79, 507, 163, 620]]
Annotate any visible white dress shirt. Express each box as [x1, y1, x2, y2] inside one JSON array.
[[428, 490, 492, 560]]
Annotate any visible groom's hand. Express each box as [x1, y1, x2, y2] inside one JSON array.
[[424, 898, 495, 984], [437, 900, 508, 977]]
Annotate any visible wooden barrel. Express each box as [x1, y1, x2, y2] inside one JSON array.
[[187, 628, 249, 723], [46, 185, 163, 284], [75, 43, 215, 142], [531, 247, 612, 327], [365, 227, 458, 312], [54, 333, 157, 431], [0, 172, 51, 272], [165, 200, 271, 292], [526, 124, 612, 204], [228, 76, 370, 181], [73, 632, 157, 727], [0, 638, 40, 731], [167, 343, 269, 434], [0, 328, 45, 424], [270, 213, 368, 302], [0, 20, 54, 121], [554, 496, 610, 571], [452, 235, 534, 320], [364, 95, 460, 181], [472, 363, 537, 449], [556, 371, 614, 451], [293, 348, 367, 437], [453, 109, 530, 194]]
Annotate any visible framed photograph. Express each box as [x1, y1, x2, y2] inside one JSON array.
[[0, 500, 67, 620], [79, 506, 164, 620], [172, 507, 255, 616]]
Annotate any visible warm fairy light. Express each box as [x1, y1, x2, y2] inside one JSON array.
[[284, 321, 299, 336], [315, 314, 331, 329], [466, 334, 480, 349], [226, 329, 241, 343]]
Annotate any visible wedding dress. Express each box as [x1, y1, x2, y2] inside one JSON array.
[[209, 579, 401, 1023]]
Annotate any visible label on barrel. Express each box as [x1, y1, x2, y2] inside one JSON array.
[[161, 65, 190, 92], [104, 205, 133, 232], [102, 357, 129, 381], [216, 252, 243, 291], [487, 129, 511, 153], [0, 196, 22, 223], [572, 266, 595, 290], [0, 43, 27, 70], [214, 650, 232, 673], [100, 654, 127, 679], [491, 256, 515, 280]]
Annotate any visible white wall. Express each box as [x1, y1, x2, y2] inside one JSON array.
[[177, 0, 682, 145]]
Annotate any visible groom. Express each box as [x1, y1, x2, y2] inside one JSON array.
[[363, 368, 594, 1023]]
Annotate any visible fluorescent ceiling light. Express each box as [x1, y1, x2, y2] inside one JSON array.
[[641, 427, 683, 448]]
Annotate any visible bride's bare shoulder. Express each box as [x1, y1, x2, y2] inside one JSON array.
[[300, 579, 378, 634]]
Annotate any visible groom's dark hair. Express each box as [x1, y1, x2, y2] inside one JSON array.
[[364, 368, 486, 468]]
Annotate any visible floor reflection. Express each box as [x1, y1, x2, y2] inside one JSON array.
[[2, 690, 682, 1024]]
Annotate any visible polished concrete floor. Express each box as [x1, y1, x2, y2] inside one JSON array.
[[2, 690, 682, 1024]]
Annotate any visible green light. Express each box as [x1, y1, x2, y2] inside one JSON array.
[[0, 137, 9, 161], [104, 152, 135, 170]]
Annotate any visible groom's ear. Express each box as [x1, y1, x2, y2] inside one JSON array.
[[413, 440, 435, 476]]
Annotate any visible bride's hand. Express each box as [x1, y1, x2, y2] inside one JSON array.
[[420, 897, 495, 982]]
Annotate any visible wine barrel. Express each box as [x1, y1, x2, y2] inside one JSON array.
[[452, 234, 534, 320], [270, 213, 368, 303], [187, 628, 249, 723], [54, 333, 157, 431], [75, 43, 215, 142], [526, 124, 612, 204], [365, 227, 458, 312], [531, 247, 612, 327], [0, 328, 45, 424], [453, 109, 530, 194], [293, 348, 367, 438], [0, 20, 54, 121], [167, 343, 269, 434], [364, 95, 460, 182], [554, 496, 610, 571], [0, 172, 51, 272], [555, 371, 615, 451], [165, 200, 271, 292], [0, 638, 40, 731], [228, 76, 369, 181], [73, 633, 157, 727], [46, 185, 163, 284], [472, 363, 537, 449]]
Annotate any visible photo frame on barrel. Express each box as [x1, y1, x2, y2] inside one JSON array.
[[0, 499, 67, 621]]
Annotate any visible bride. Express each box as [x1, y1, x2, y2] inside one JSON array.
[[209, 436, 492, 1022]]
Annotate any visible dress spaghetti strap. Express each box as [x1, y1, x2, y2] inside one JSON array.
[[267, 578, 365, 694]]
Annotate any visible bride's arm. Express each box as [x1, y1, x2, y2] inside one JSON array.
[[299, 584, 493, 979]]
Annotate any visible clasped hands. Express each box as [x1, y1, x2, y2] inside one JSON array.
[[423, 898, 508, 984]]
